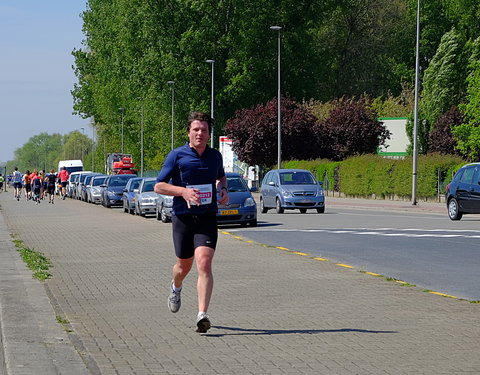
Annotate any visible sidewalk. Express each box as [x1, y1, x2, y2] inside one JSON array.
[[0, 192, 479, 374]]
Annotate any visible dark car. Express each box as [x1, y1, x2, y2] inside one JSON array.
[[122, 177, 143, 214], [101, 174, 137, 208], [445, 162, 480, 220], [217, 173, 257, 227]]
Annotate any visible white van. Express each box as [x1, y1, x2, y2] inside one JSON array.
[[57, 160, 84, 174]]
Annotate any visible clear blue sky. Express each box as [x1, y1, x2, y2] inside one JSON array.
[[0, 1, 90, 162]]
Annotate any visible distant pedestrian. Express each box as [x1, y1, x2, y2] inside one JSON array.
[[23, 170, 32, 200], [58, 167, 69, 200], [32, 174, 42, 204], [46, 169, 57, 203], [0, 174, 4, 192], [12, 167, 23, 201], [155, 111, 228, 333]]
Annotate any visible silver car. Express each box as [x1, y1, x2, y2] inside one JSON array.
[[156, 193, 173, 223], [260, 169, 325, 214], [87, 175, 108, 204], [134, 178, 158, 216]]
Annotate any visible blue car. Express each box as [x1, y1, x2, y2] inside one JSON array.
[[260, 169, 325, 214], [122, 177, 143, 214], [446, 162, 480, 220], [217, 173, 257, 227], [100, 174, 137, 208]]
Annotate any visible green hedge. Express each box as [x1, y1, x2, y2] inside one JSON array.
[[283, 154, 466, 199]]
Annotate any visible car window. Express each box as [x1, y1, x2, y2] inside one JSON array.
[[280, 172, 315, 185], [93, 177, 106, 186], [131, 179, 141, 191], [262, 172, 271, 186], [109, 177, 130, 186], [473, 167, 480, 184], [227, 177, 247, 192], [142, 180, 156, 192], [85, 176, 93, 184], [460, 167, 475, 184]]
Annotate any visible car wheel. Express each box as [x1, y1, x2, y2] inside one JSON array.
[[316, 207, 325, 213], [156, 207, 161, 221], [129, 204, 135, 215], [123, 201, 128, 213], [299, 208, 307, 213], [249, 219, 258, 227], [260, 198, 268, 213], [448, 198, 462, 220], [275, 198, 284, 214], [161, 205, 170, 223]]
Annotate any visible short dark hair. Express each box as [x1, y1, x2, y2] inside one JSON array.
[[187, 112, 214, 134]]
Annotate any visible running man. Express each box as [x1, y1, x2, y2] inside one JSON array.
[[46, 169, 57, 203], [23, 170, 32, 200], [154, 111, 228, 333], [58, 167, 69, 200], [12, 167, 23, 201]]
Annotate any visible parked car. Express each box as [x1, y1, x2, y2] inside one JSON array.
[[122, 177, 143, 214], [75, 172, 96, 200], [217, 173, 257, 226], [134, 178, 158, 216], [101, 174, 137, 208], [67, 172, 82, 198], [80, 173, 102, 201], [445, 162, 480, 220], [260, 169, 325, 214], [156, 193, 173, 223], [86, 175, 108, 204]]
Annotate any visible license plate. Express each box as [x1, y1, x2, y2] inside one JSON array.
[[300, 199, 312, 203], [220, 209, 239, 215]]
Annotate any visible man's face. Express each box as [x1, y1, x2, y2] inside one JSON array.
[[188, 120, 210, 148]]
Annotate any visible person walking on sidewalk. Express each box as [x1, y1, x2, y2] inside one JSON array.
[[58, 167, 69, 200], [154, 111, 228, 333], [12, 167, 23, 200], [0, 174, 4, 192]]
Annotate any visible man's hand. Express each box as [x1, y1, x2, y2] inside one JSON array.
[[218, 187, 229, 205], [182, 187, 200, 208]]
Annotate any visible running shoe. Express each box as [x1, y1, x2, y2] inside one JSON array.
[[168, 283, 181, 313], [196, 312, 211, 333]]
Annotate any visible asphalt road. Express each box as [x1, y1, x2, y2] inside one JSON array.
[[227, 206, 480, 301]]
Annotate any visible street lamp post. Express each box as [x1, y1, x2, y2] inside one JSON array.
[[206, 59, 215, 148], [167, 81, 175, 150], [137, 97, 144, 177], [412, 0, 420, 205], [270, 26, 282, 170], [119, 107, 125, 154], [80, 127, 85, 163]]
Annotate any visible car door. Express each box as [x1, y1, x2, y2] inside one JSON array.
[[457, 166, 475, 211], [469, 167, 480, 212]]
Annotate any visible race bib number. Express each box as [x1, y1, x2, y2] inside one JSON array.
[[186, 184, 213, 205]]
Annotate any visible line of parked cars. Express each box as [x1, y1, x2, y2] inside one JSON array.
[[62, 171, 264, 227]]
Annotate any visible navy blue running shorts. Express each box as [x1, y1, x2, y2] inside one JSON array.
[[172, 211, 218, 259]]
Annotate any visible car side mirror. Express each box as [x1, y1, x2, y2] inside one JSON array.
[[268, 181, 275, 186], [123, 188, 127, 192], [133, 189, 139, 193], [100, 184, 106, 188], [318, 181, 323, 186]]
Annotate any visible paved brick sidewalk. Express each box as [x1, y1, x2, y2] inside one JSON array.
[[1, 193, 479, 374]]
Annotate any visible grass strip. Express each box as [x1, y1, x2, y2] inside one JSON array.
[[13, 238, 52, 281]]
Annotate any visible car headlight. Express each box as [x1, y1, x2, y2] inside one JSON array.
[[282, 190, 293, 197], [244, 197, 256, 207], [316, 189, 324, 197], [163, 196, 173, 205], [107, 191, 116, 197]]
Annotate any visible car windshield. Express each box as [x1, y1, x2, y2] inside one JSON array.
[[142, 180, 156, 192], [279, 172, 315, 185], [226, 177, 247, 192], [109, 177, 131, 186], [93, 177, 106, 186]]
